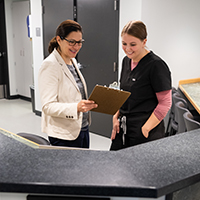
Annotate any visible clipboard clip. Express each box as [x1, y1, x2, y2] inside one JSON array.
[[109, 81, 120, 90]]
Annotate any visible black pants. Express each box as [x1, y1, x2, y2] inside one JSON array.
[[110, 113, 165, 151], [49, 126, 89, 148]]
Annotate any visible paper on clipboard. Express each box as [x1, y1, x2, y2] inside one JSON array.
[[88, 85, 131, 115]]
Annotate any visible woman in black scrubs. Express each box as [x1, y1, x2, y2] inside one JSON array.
[[110, 20, 172, 150]]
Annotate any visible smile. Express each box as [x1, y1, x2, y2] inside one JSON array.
[[126, 51, 134, 55], [70, 49, 77, 53]]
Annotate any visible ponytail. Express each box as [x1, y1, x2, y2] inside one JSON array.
[[48, 37, 58, 54]]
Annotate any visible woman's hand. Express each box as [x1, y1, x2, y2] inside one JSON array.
[[141, 112, 160, 138], [111, 111, 120, 140], [77, 100, 98, 113], [141, 126, 149, 138]]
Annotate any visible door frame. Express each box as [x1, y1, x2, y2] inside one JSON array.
[[0, 0, 10, 98]]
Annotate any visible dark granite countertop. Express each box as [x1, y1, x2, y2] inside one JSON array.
[[1, 128, 200, 198]]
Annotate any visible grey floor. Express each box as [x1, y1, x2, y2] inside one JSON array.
[[0, 99, 111, 151]]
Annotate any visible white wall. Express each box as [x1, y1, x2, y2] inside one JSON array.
[[118, 0, 142, 77], [30, 0, 44, 111], [141, 0, 200, 87], [118, 0, 200, 88]]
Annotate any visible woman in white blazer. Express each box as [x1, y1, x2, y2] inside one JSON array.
[[39, 20, 97, 148]]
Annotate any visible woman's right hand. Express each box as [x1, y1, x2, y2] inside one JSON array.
[[111, 111, 120, 140], [77, 100, 98, 113]]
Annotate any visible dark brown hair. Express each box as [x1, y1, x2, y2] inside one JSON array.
[[48, 19, 83, 54], [121, 20, 147, 41]]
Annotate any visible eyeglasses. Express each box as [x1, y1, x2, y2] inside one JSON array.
[[61, 37, 85, 46]]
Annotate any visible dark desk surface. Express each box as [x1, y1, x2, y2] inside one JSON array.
[[1, 128, 200, 198]]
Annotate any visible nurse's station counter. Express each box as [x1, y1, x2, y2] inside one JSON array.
[[1, 127, 200, 200]]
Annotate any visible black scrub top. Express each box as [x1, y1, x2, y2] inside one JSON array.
[[120, 51, 171, 116]]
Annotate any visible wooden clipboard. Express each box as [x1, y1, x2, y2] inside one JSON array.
[[88, 85, 131, 115]]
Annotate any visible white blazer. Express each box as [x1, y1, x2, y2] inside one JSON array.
[[38, 49, 90, 140]]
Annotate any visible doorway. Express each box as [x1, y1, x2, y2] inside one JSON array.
[[12, 0, 33, 98], [0, 0, 9, 98], [77, 0, 119, 137]]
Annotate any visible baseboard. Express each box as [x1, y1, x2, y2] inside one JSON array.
[[7, 94, 20, 100], [19, 95, 31, 102], [8, 95, 31, 102], [35, 110, 42, 117]]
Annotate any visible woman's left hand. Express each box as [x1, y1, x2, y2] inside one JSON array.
[[141, 113, 160, 138], [77, 100, 98, 113], [141, 126, 149, 138]]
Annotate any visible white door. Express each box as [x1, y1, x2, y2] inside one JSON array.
[[12, 0, 33, 98]]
